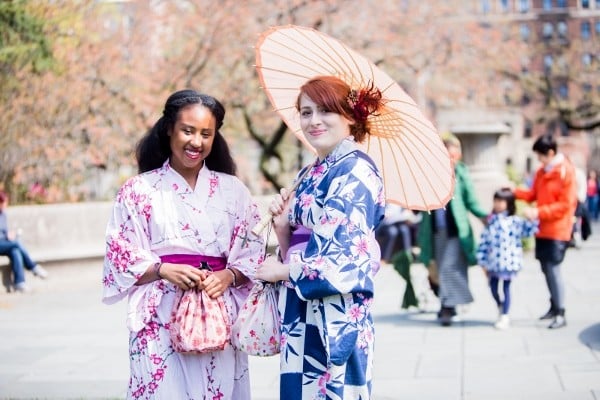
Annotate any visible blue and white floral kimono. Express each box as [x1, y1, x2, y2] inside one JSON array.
[[477, 211, 539, 279], [280, 138, 385, 400]]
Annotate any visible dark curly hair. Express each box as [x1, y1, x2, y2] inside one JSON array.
[[135, 89, 236, 175]]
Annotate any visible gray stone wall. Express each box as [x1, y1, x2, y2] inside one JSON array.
[[2, 197, 274, 264]]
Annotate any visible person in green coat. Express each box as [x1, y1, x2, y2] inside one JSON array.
[[417, 135, 488, 326]]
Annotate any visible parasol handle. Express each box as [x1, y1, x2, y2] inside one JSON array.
[[251, 164, 314, 236], [252, 212, 273, 236]]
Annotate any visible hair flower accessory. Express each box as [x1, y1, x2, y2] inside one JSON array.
[[346, 82, 384, 124]]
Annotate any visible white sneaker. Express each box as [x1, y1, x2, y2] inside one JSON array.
[[494, 314, 510, 330], [14, 282, 31, 293], [32, 264, 48, 279]]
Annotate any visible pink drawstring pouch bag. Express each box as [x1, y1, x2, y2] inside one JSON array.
[[169, 287, 230, 354]]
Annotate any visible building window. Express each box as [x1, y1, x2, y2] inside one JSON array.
[[481, 0, 491, 13], [581, 21, 591, 40], [557, 0, 567, 7], [559, 120, 569, 137], [524, 121, 533, 138], [544, 54, 554, 74], [500, 0, 510, 12], [526, 156, 533, 175], [557, 21, 567, 37], [520, 23, 531, 41], [595, 21, 600, 36], [518, 0, 530, 13], [543, 22, 554, 39], [521, 56, 531, 74], [557, 55, 568, 73], [582, 52, 593, 67], [543, 0, 552, 10], [558, 83, 569, 99], [582, 83, 592, 94], [581, 0, 590, 8]]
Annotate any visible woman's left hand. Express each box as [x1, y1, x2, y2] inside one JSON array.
[[202, 270, 232, 299], [270, 189, 293, 232], [256, 256, 289, 283]]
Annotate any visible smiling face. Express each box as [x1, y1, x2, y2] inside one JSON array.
[[298, 93, 353, 159], [168, 104, 216, 185]]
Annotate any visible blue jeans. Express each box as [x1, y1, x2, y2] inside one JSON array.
[[489, 277, 512, 314], [376, 222, 412, 261], [0, 239, 36, 285], [586, 194, 599, 221], [540, 259, 565, 311]]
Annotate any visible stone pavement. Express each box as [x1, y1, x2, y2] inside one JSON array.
[[1, 222, 599, 399]]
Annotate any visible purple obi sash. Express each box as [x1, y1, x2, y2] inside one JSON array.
[[289, 225, 312, 248], [159, 254, 227, 271], [285, 226, 312, 264]]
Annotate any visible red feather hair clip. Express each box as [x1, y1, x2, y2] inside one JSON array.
[[346, 82, 384, 124]]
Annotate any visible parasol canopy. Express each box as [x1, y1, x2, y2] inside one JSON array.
[[255, 25, 454, 211]]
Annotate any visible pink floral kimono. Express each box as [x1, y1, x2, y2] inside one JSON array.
[[102, 162, 264, 400]]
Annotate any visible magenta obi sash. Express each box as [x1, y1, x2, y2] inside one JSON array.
[[159, 254, 227, 271]]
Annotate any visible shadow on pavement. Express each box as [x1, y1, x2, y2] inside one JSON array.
[[578, 322, 600, 351], [374, 310, 494, 328]]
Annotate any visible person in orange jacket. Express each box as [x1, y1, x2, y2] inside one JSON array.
[[514, 134, 577, 329]]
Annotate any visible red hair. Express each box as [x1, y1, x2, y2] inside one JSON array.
[[296, 76, 383, 143]]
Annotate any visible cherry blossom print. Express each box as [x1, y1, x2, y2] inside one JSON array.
[[347, 303, 365, 323], [350, 235, 369, 258], [103, 160, 264, 399]]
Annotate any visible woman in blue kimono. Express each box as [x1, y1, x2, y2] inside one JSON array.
[[257, 76, 386, 400]]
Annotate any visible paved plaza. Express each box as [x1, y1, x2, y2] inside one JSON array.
[[1, 222, 599, 399]]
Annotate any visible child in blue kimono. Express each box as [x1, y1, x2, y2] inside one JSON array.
[[257, 76, 385, 400], [477, 188, 538, 330]]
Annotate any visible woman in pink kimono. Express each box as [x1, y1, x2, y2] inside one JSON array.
[[102, 90, 265, 399]]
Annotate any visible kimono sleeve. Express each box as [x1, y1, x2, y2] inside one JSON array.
[[224, 182, 265, 281], [476, 226, 492, 268], [222, 180, 265, 310], [519, 217, 539, 239], [102, 177, 160, 305], [289, 159, 384, 300]]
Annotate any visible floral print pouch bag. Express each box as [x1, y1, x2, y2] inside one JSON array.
[[169, 287, 231, 353], [231, 280, 281, 356]]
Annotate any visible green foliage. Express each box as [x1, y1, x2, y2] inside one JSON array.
[[505, 163, 522, 186], [522, 236, 535, 252], [516, 199, 535, 251], [0, 0, 54, 87]]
